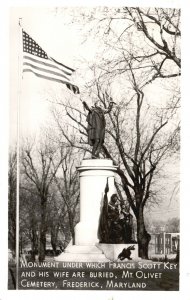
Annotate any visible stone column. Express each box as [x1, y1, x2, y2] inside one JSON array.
[[75, 159, 117, 245]]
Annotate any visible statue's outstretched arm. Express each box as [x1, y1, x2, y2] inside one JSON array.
[[104, 101, 116, 114], [83, 101, 91, 112]]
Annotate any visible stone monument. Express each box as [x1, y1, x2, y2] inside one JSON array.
[[55, 101, 138, 262]]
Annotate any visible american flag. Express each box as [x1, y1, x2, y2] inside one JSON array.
[[22, 30, 80, 94]]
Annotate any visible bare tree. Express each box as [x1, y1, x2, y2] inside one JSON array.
[[74, 7, 180, 84], [8, 149, 17, 255], [21, 139, 64, 261], [19, 185, 40, 260], [52, 146, 80, 245], [125, 7, 181, 76]]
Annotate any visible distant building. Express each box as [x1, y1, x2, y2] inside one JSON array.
[[154, 232, 179, 255]]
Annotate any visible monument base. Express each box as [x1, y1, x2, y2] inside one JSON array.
[[54, 243, 140, 262], [54, 245, 110, 262], [97, 243, 139, 261]]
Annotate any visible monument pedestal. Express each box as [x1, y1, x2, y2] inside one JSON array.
[[55, 159, 117, 262], [75, 159, 117, 245]]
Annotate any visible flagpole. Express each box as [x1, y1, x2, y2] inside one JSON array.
[[15, 17, 22, 290]]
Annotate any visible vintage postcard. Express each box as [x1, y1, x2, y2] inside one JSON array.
[[2, 1, 190, 299]]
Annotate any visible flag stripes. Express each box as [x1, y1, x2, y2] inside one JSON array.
[[50, 57, 75, 73], [23, 57, 71, 82], [22, 30, 79, 94], [23, 54, 73, 77], [23, 68, 75, 87]]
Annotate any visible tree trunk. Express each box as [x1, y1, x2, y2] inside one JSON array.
[[8, 193, 16, 254], [63, 223, 72, 248], [136, 206, 151, 259], [39, 226, 46, 261], [31, 228, 38, 261], [51, 225, 59, 255], [39, 199, 47, 262], [67, 209, 75, 244]]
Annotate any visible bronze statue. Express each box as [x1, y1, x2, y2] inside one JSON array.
[[107, 194, 124, 243], [83, 101, 115, 158], [98, 185, 137, 244], [119, 203, 136, 243], [98, 192, 123, 244]]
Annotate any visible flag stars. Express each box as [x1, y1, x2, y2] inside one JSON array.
[[22, 30, 48, 59]]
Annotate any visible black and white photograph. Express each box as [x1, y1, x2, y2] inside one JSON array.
[[1, 0, 190, 299]]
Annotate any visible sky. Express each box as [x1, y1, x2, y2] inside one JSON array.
[[1, 1, 190, 299]]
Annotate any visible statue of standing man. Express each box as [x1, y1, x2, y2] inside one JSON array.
[[83, 100, 115, 158]]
